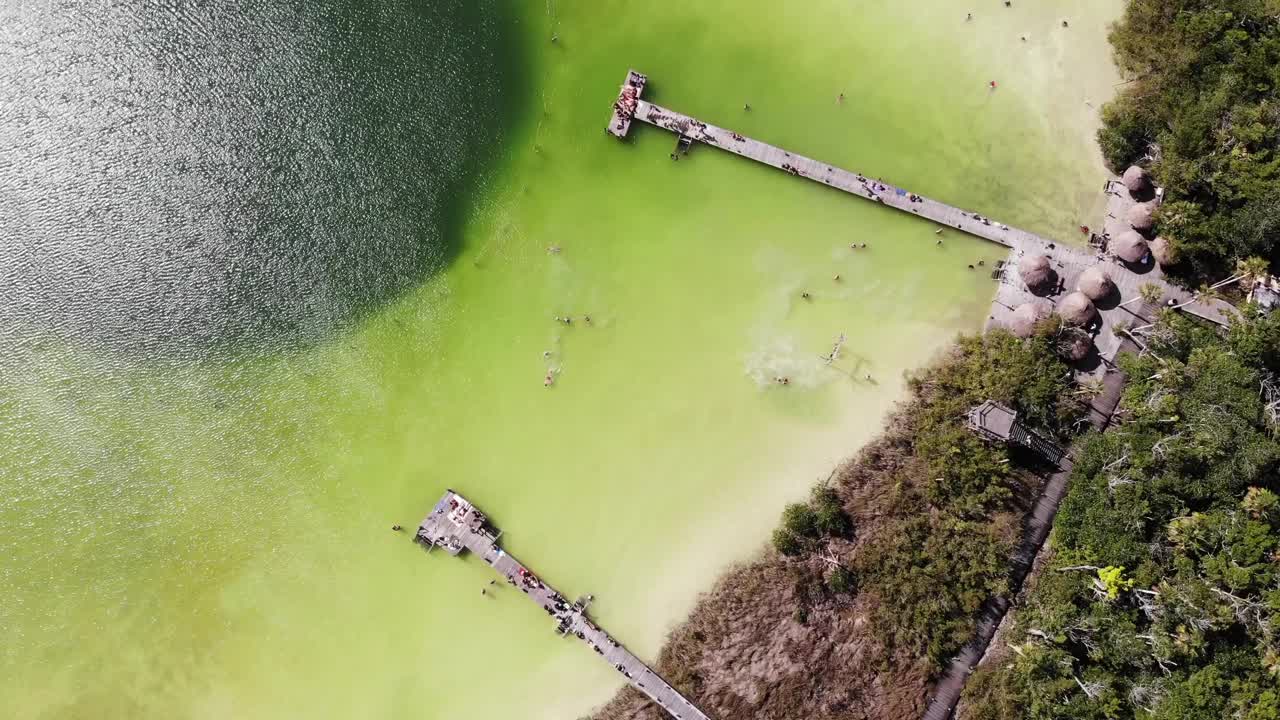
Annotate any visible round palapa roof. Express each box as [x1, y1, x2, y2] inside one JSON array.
[[1150, 236, 1177, 267], [1009, 302, 1047, 338], [1122, 165, 1151, 194], [1061, 329, 1093, 362], [1058, 292, 1096, 326], [1127, 202, 1156, 232], [1018, 254, 1055, 291], [1112, 230, 1150, 264], [1077, 266, 1114, 301]]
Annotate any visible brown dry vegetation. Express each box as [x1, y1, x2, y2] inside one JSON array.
[[593, 332, 1079, 720]]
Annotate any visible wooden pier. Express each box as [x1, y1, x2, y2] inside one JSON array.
[[608, 69, 1052, 254], [605, 69, 1239, 378], [417, 490, 711, 720]]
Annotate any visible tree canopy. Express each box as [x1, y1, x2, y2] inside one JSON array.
[[1098, 0, 1280, 283], [961, 311, 1280, 720]]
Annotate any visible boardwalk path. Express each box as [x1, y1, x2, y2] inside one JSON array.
[[921, 338, 1134, 720], [633, 98, 1050, 253], [417, 491, 710, 720], [608, 69, 1235, 363]]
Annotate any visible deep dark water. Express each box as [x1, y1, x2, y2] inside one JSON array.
[[0, 0, 528, 360]]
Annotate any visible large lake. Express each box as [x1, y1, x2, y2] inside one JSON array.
[[0, 1, 1118, 717]]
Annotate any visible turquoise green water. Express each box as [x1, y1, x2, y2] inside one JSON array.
[[1, 1, 1120, 718]]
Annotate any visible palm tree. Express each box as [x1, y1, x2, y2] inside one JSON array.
[[1209, 256, 1271, 290], [1119, 282, 1165, 309], [1074, 376, 1106, 398], [1169, 283, 1221, 312], [1236, 256, 1271, 288]]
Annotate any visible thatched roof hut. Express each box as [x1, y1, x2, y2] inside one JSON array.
[[1127, 202, 1157, 232], [1009, 302, 1047, 338], [1150, 236, 1177, 267], [1018, 254, 1056, 292], [1058, 291, 1096, 326], [1112, 230, 1150, 264], [1122, 165, 1151, 194], [1077, 266, 1114, 301], [1060, 329, 1093, 362]]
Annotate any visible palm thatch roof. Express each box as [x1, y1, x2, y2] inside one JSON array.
[[1058, 291, 1096, 326], [1009, 302, 1047, 338], [1127, 202, 1157, 232], [1018, 254, 1056, 291], [1150, 236, 1177, 267], [1060, 328, 1093, 362], [1077, 266, 1114, 301], [1112, 230, 1150, 264], [1122, 165, 1151, 194]]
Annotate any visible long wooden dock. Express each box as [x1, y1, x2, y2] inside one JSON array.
[[607, 70, 1056, 255], [606, 69, 1238, 379], [417, 490, 711, 720]]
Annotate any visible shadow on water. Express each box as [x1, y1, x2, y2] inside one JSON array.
[[0, 0, 532, 364]]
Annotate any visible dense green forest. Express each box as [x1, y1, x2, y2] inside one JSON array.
[[961, 307, 1280, 720], [1097, 0, 1280, 283], [954, 4, 1280, 716], [773, 331, 1081, 664]]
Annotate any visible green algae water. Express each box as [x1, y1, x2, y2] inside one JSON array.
[[1, 1, 1120, 718]]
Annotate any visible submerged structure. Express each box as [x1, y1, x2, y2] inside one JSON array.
[[418, 490, 711, 720]]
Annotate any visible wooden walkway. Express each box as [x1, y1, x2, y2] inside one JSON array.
[[608, 70, 1056, 255], [922, 343, 1134, 720], [417, 491, 710, 720], [606, 69, 1237, 377]]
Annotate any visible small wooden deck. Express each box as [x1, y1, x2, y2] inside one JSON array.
[[418, 491, 711, 720]]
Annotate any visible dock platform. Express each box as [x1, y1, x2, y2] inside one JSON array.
[[418, 490, 711, 720], [607, 70, 647, 139]]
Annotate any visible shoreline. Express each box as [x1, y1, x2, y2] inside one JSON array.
[[586, 5, 1127, 718]]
